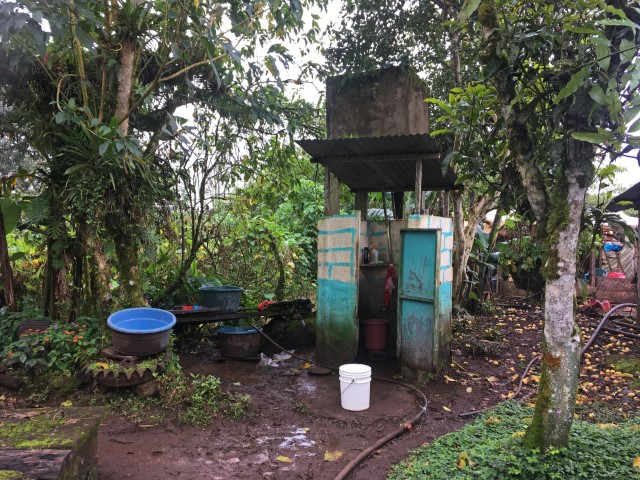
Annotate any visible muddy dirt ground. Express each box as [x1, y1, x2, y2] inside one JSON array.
[[2, 301, 639, 479]]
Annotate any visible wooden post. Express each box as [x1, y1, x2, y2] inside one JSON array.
[[414, 159, 423, 214], [392, 192, 404, 219], [355, 192, 368, 220], [324, 167, 340, 217]]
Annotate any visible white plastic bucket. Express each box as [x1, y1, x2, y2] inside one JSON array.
[[339, 363, 372, 411]]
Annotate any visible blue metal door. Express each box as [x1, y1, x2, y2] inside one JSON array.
[[399, 229, 440, 376]]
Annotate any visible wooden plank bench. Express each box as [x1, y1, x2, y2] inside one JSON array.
[[171, 299, 314, 325]]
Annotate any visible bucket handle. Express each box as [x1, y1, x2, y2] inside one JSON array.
[[340, 377, 355, 396]]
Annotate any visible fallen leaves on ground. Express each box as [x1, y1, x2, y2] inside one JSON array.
[[324, 450, 343, 462], [451, 303, 639, 416]]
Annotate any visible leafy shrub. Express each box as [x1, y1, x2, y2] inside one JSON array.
[[1, 316, 105, 375], [224, 392, 252, 419], [389, 402, 640, 480], [498, 236, 545, 291], [498, 236, 544, 275], [0, 308, 41, 349], [181, 374, 222, 426]]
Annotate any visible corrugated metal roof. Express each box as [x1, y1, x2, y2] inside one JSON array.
[[607, 182, 640, 212], [296, 134, 458, 192]]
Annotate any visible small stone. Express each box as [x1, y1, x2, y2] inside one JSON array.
[[135, 380, 157, 396]]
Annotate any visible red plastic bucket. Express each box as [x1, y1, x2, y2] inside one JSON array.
[[361, 318, 388, 352]]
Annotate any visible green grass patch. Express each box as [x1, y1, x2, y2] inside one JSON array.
[[606, 354, 640, 375], [388, 402, 640, 480], [0, 471, 25, 480], [0, 415, 71, 449]]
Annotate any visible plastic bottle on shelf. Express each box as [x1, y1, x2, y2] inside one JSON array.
[[370, 245, 379, 263]]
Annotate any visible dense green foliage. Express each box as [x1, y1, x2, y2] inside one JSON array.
[[0, 309, 105, 376], [0, 0, 327, 316], [389, 402, 640, 480]]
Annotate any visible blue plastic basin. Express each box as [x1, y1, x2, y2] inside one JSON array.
[[107, 308, 176, 356], [108, 308, 176, 333]]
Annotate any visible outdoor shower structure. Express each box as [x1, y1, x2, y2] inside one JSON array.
[[298, 67, 460, 381]]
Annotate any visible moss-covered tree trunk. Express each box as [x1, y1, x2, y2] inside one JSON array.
[[477, 0, 598, 449], [0, 209, 17, 311], [524, 144, 590, 448], [42, 194, 70, 320], [81, 226, 112, 318], [112, 230, 145, 308]]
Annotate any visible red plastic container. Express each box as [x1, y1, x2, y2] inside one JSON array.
[[361, 318, 388, 352]]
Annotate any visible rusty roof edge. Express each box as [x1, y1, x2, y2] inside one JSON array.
[[607, 182, 640, 212], [296, 133, 440, 155]]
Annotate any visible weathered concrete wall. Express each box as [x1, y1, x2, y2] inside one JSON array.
[[326, 67, 429, 139], [316, 214, 361, 365]]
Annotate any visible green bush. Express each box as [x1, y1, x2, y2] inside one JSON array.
[[389, 402, 640, 480], [1, 316, 105, 375]]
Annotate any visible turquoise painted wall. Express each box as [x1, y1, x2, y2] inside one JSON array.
[[316, 218, 360, 365]]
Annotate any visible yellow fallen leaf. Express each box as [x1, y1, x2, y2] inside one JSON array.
[[60, 400, 73, 407], [484, 416, 501, 425], [324, 450, 343, 462], [442, 405, 451, 412], [511, 431, 525, 438], [302, 362, 312, 369], [95, 362, 109, 369], [457, 451, 472, 469], [597, 423, 618, 429], [486, 376, 498, 383], [276, 455, 292, 463], [444, 375, 457, 383], [633, 456, 640, 470]]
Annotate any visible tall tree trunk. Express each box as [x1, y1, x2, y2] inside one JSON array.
[[524, 137, 591, 448], [42, 196, 70, 320], [476, 209, 503, 300], [43, 242, 69, 321], [111, 3, 143, 306], [268, 232, 285, 301], [452, 191, 466, 303], [85, 233, 112, 318], [113, 231, 145, 308], [477, 0, 596, 448], [452, 190, 496, 305], [0, 209, 17, 312]]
